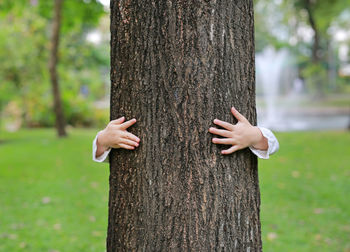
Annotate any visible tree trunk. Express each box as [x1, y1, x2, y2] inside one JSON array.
[[49, 0, 66, 137], [108, 1, 260, 251], [304, 0, 320, 63]]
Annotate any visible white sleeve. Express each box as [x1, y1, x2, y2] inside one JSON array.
[[92, 131, 111, 163], [249, 127, 279, 159]]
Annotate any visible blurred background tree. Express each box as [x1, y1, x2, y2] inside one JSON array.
[[0, 0, 109, 132], [255, 0, 350, 96]]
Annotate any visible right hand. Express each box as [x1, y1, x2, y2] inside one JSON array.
[[97, 116, 140, 152]]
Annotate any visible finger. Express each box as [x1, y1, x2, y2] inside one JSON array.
[[124, 132, 140, 142], [231, 107, 248, 123], [209, 127, 232, 138], [221, 145, 240, 155], [121, 138, 139, 147], [120, 118, 137, 130], [212, 138, 233, 145], [117, 143, 135, 150], [213, 119, 235, 130], [110, 116, 125, 125]]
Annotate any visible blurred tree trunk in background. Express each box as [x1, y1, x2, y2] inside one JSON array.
[[49, 0, 66, 137], [303, 0, 321, 63], [108, 0, 261, 251]]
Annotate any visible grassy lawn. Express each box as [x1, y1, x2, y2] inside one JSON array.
[[260, 131, 350, 252], [0, 129, 349, 251], [0, 129, 109, 252]]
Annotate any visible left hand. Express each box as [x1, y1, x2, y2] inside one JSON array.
[[209, 107, 267, 154]]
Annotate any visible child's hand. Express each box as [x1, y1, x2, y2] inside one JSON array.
[[209, 107, 268, 155], [96, 116, 140, 157]]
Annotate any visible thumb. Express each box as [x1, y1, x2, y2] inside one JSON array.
[[231, 107, 248, 122], [110, 116, 125, 125]]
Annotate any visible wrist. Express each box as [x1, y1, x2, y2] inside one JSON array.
[[251, 126, 263, 147], [97, 130, 110, 152], [251, 126, 268, 150]]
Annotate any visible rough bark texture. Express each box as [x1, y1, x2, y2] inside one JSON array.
[[108, 0, 260, 251], [49, 0, 66, 137]]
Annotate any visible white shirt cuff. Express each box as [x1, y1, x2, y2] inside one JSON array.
[[92, 132, 111, 163], [249, 127, 279, 159]]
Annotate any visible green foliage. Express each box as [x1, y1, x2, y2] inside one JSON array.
[[0, 129, 349, 251], [0, 0, 104, 33], [301, 62, 328, 94], [62, 92, 94, 127], [0, 0, 109, 128], [0, 8, 48, 93], [292, 0, 350, 36]]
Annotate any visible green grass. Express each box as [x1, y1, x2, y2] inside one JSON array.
[[0, 129, 109, 252], [260, 131, 350, 252], [0, 129, 349, 251]]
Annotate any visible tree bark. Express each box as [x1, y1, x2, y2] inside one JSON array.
[[108, 0, 260, 251], [49, 0, 66, 137]]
